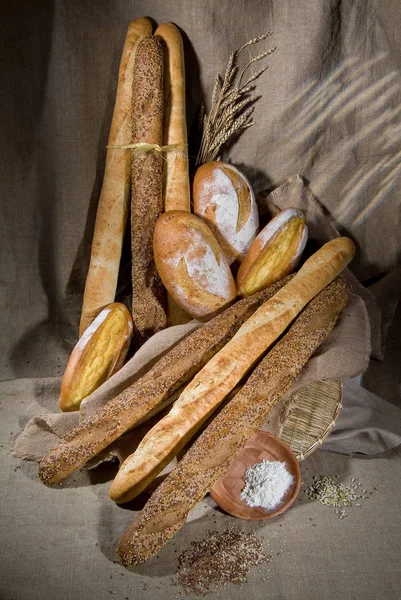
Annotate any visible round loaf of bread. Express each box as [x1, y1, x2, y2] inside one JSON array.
[[193, 161, 259, 265], [153, 211, 236, 320], [236, 208, 308, 296], [60, 303, 133, 412]]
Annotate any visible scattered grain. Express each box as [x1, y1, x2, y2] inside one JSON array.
[[173, 528, 272, 596]]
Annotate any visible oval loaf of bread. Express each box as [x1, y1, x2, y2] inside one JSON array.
[[60, 303, 133, 412], [153, 211, 236, 320], [236, 208, 308, 296], [193, 161, 259, 265]]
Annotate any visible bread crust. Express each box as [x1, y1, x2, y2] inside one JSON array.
[[155, 23, 190, 212], [60, 303, 133, 412], [131, 36, 167, 345], [237, 208, 308, 296], [38, 277, 291, 485], [194, 162, 259, 264], [109, 237, 354, 503], [153, 211, 236, 320], [117, 276, 351, 566], [155, 23, 191, 326], [79, 18, 153, 336]]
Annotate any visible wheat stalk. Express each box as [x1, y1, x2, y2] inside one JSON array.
[[196, 32, 276, 165]]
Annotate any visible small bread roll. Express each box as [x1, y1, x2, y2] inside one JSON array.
[[60, 303, 133, 412], [237, 208, 308, 296], [153, 211, 236, 320], [193, 162, 259, 265]]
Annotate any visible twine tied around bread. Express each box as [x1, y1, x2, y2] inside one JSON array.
[[107, 142, 187, 159]]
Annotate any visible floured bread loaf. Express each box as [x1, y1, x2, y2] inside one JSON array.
[[237, 208, 308, 296], [193, 162, 259, 265], [153, 210, 236, 320]]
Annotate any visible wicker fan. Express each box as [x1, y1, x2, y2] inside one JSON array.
[[278, 378, 343, 461]]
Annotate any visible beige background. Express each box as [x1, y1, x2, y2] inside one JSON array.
[[1, 0, 401, 599]]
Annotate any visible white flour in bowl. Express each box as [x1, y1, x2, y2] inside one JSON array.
[[240, 460, 294, 510]]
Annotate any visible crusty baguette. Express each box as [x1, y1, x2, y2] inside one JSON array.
[[117, 276, 351, 565], [79, 18, 153, 337], [131, 36, 167, 346], [155, 23, 190, 212], [155, 23, 191, 326], [38, 277, 291, 485], [61, 303, 133, 412], [109, 237, 354, 503]]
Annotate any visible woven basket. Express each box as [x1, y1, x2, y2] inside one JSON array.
[[277, 378, 343, 461]]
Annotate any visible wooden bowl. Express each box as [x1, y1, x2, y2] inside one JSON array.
[[209, 431, 301, 520]]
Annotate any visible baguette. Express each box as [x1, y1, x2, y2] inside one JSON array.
[[155, 23, 191, 327], [38, 277, 291, 486], [117, 276, 351, 565], [155, 23, 190, 212], [79, 18, 153, 336], [131, 36, 167, 346], [109, 237, 354, 503]]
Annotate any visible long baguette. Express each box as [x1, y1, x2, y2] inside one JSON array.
[[109, 237, 354, 503], [155, 23, 190, 212], [117, 276, 351, 566], [79, 18, 153, 336], [38, 277, 291, 485], [155, 22, 191, 327], [131, 36, 167, 346]]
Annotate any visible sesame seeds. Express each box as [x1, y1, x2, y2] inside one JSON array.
[[172, 529, 271, 596]]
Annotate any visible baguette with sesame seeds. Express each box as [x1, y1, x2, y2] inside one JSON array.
[[109, 237, 354, 505], [79, 18, 153, 337], [117, 275, 351, 566], [38, 277, 291, 486], [130, 35, 167, 346]]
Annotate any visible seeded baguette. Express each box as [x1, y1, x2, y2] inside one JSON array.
[[117, 276, 351, 566], [131, 36, 167, 346], [79, 18, 153, 336], [38, 277, 291, 486], [109, 237, 354, 504]]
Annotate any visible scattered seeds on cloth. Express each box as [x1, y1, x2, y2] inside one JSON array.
[[172, 528, 273, 596], [306, 475, 371, 518]]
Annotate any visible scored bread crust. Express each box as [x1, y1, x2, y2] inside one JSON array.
[[38, 277, 291, 486], [60, 303, 133, 412], [131, 35, 167, 346], [117, 276, 351, 566], [108, 237, 354, 504], [193, 162, 259, 264], [153, 211, 236, 320], [79, 18, 153, 337], [237, 208, 308, 296]]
